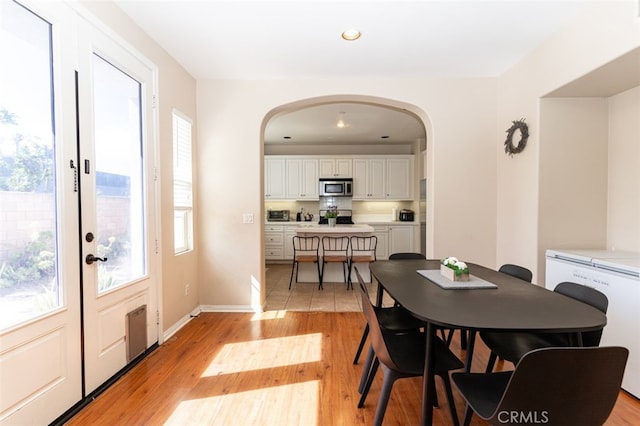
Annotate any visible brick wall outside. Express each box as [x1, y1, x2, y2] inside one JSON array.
[[0, 191, 130, 262]]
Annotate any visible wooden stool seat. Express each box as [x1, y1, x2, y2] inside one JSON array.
[[324, 255, 348, 262], [351, 255, 375, 264], [296, 254, 319, 263]]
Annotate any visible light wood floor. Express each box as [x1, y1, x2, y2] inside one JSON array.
[[65, 266, 640, 425]]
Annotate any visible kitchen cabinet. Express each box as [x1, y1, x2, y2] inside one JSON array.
[[353, 157, 413, 200], [286, 159, 319, 200], [265, 155, 413, 201], [319, 158, 352, 178], [266, 224, 303, 260], [264, 158, 286, 199], [388, 225, 415, 254], [371, 225, 389, 260], [386, 158, 413, 200], [284, 225, 298, 259], [353, 158, 385, 199], [367, 223, 416, 260], [265, 224, 284, 260]]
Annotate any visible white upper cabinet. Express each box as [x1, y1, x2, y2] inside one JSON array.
[[386, 157, 413, 200], [319, 158, 353, 178], [353, 156, 413, 200], [369, 158, 386, 199], [265, 155, 413, 201], [352, 159, 368, 199], [286, 159, 319, 200], [354, 158, 385, 199], [265, 157, 286, 199]]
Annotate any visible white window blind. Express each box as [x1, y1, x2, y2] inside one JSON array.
[[173, 110, 193, 254]]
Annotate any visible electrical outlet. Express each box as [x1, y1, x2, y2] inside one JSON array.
[[185, 283, 190, 296], [243, 213, 254, 224]]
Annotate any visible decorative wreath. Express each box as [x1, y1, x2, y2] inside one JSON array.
[[504, 119, 529, 157]]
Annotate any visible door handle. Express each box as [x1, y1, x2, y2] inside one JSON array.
[[86, 254, 108, 265]]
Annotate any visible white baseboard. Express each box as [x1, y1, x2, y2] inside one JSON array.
[[200, 304, 258, 313], [163, 306, 201, 341], [163, 304, 264, 342]]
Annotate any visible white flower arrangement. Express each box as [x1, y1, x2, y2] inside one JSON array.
[[441, 256, 470, 277]]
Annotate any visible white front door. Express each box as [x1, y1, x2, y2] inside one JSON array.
[[0, 1, 159, 423], [0, 2, 82, 424], [76, 19, 158, 394]]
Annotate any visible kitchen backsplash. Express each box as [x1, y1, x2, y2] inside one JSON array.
[[266, 200, 417, 221]]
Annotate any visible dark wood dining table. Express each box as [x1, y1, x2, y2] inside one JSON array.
[[369, 259, 608, 426]]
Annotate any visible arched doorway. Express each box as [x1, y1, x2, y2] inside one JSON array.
[[260, 95, 435, 308]]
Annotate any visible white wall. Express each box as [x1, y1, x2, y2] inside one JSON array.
[[196, 81, 498, 307], [497, 1, 640, 283], [608, 86, 640, 252], [538, 98, 609, 255]]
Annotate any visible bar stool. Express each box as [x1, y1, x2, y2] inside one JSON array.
[[321, 236, 350, 288], [349, 236, 377, 291], [289, 236, 322, 290]]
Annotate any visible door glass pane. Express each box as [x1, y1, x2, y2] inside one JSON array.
[[0, 1, 60, 329], [92, 55, 146, 293]]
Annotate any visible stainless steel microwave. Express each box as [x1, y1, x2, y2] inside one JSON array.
[[319, 178, 353, 197]]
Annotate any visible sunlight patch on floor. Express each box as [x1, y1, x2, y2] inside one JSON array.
[[201, 333, 323, 377], [251, 310, 287, 321], [164, 380, 319, 425]]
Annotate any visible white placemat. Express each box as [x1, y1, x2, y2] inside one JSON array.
[[417, 269, 497, 290]]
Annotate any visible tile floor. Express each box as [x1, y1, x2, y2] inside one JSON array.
[[265, 262, 393, 312]]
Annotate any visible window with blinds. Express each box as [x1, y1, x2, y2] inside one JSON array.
[[173, 110, 193, 254]]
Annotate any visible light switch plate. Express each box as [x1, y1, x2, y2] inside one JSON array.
[[243, 213, 254, 224]]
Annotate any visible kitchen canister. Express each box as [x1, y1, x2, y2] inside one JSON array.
[[391, 207, 398, 221]]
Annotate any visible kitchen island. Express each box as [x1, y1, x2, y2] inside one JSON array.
[[295, 224, 376, 285]]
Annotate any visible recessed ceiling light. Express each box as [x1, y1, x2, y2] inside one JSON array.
[[341, 29, 361, 41], [283, 136, 291, 139], [337, 112, 348, 129], [381, 135, 390, 139]]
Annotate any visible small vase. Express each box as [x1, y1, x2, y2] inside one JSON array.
[[440, 264, 470, 282], [328, 218, 336, 227]]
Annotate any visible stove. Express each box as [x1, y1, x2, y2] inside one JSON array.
[[318, 216, 354, 225], [318, 208, 354, 225]]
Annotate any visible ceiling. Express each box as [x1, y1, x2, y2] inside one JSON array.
[[113, 0, 597, 145], [264, 102, 425, 145]]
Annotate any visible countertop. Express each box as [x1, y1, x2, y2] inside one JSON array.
[[295, 224, 375, 234], [266, 220, 418, 226]]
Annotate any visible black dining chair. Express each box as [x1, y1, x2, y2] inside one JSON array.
[[355, 267, 464, 426], [387, 253, 451, 342], [453, 346, 629, 426], [497, 263, 533, 282], [353, 266, 425, 395], [381, 252, 427, 305], [388, 252, 426, 260], [353, 252, 427, 366], [459, 263, 533, 370], [479, 281, 608, 372]]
